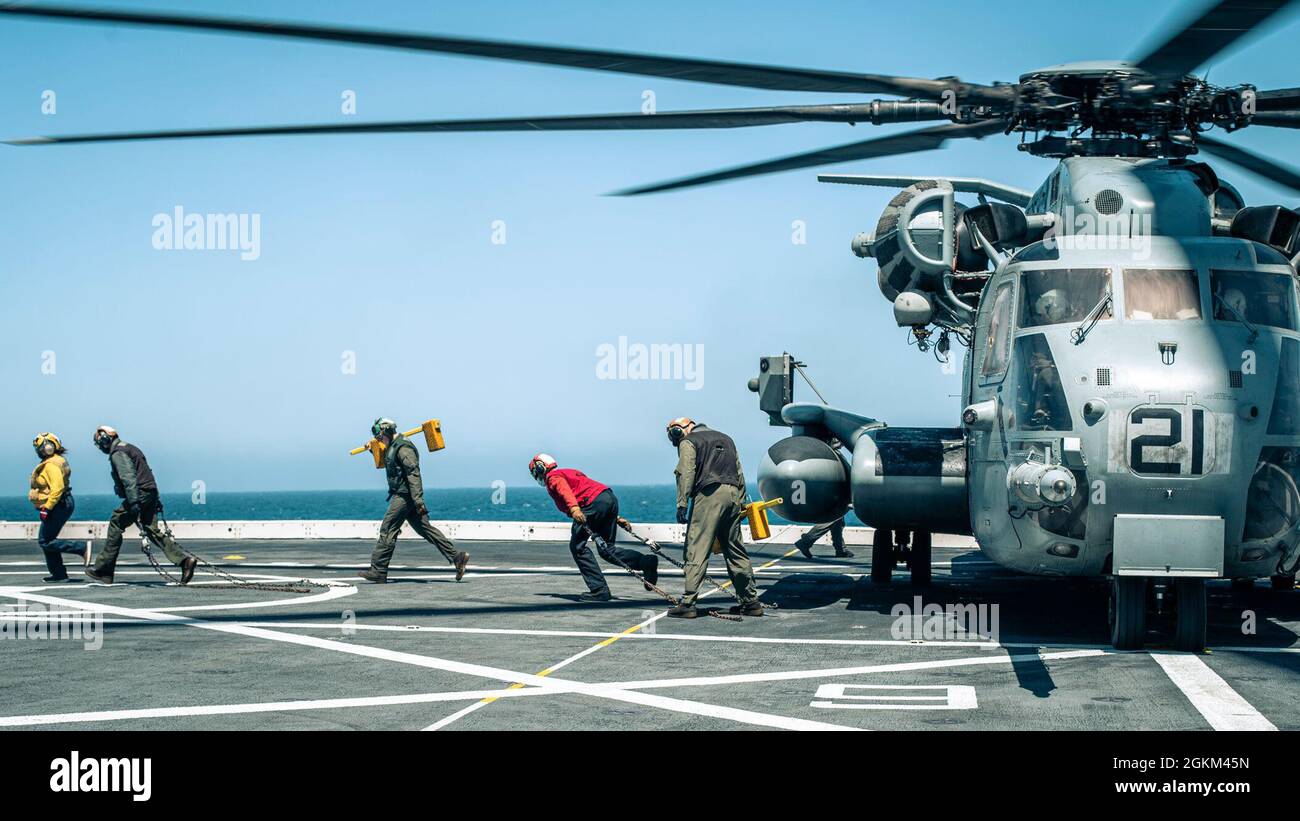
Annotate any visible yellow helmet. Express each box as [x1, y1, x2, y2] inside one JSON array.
[[33, 432, 63, 458]]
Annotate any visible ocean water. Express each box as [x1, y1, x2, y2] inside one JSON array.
[[0, 486, 860, 526]]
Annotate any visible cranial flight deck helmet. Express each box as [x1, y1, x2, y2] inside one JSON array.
[[529, 453, 558, 485], [33, 432, 64, 458], [666, 417, 694, 446], [93, 426, 118, 454]]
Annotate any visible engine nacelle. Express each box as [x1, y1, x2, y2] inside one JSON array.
[[851, 427, 970, 535], [757, 436, 851, 525]]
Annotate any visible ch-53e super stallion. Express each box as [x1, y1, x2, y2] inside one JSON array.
[[5, 0, 1300, 650]]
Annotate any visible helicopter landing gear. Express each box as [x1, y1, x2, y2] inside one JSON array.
[[1173, 578, 1207, 653], [870, 529, 932, 587], [1109, 576, 1147, 650], [910, 531, 932, 587], [870, 528, 892, 584], [1270, 573, 1296, 591]]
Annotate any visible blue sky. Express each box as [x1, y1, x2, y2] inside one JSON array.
[[1, 0, 1297, 495]]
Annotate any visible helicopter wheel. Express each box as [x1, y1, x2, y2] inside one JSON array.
[[1270, 574, 1296, 591], [1109, 576, 1147, 651], [1173, 578, 1207, 653], [870, 528, 892, 584], [910, 531, 932, 587]]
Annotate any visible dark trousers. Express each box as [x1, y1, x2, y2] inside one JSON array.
[[569, 489, 651, 594], [93, 491, 187, 574], [39, 494, 84, 578], [796, 517, 846, 551], [369, 494, 459, 575]]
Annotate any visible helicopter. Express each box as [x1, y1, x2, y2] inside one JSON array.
[[4, 1, 1300, 651]]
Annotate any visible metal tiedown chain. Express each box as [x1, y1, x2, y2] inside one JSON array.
[[617, 521, 777, 611], [581, 525, 742, 622], [139, 507, 329, 594]]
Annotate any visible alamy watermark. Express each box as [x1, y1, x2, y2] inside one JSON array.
[[1, 603, 102, 650], [890, 595, 999, 642], [1043, 205, 1153, 261], [151, 206, 261, 261], [595, 336, 704, 391]]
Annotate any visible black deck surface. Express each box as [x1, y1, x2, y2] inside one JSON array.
[[2, 538, 1298, 731]]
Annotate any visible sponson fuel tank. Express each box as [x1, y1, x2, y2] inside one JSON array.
[[851, 427, 970, 535], [757, 436, 852, 524]]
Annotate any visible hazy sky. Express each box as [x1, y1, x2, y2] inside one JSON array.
[[2, 0, 1297, 495]]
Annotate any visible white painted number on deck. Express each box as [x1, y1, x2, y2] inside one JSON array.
[[810, 684, 978, 710]]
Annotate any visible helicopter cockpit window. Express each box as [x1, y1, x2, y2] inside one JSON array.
[[1012, 333, 1071, 431], [980, 281, 1014, 379], [1124, 269, 1202, 321], [1268, 338, 1300, 435], [1018, 268, 1111, 328], [1211, 270, 1297, 331]]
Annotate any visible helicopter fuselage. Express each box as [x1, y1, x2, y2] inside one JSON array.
[[965, 234, 1300, 580]]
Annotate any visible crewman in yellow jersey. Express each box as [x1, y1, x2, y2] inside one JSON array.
[[28, 433, 90, 583]]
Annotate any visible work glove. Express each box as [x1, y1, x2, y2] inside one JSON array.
[[616, 517, 631, 531], [415, 501, 430, 519], [570, 507, 586, 525], [676, 506, 688, 525], [39, 509, 48, 521], [125, 501, 141, 518]]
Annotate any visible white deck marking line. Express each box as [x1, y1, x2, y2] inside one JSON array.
[[1214, 645, 1300, 654], [140, 582, 355, 613], [0, 688, 555, 728], [0, 587, 855, 732], [602, 649, 1107, 690], [232, 621, 1005, 648], [1149, 652, 1277, 731], [421, 546, 803, 731]]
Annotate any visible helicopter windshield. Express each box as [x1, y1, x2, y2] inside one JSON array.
[[1124, 269, 1201, 321], [1269, 338, 1300, 436], [1012, 333, 1070, 431], [1018, 268, 1112, 329], [1210, 270, 1297, 331]]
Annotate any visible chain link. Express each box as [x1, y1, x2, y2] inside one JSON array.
[[619, 522, 777, 610], [583, 525, 742, 622], [139, 510, 330, 594]]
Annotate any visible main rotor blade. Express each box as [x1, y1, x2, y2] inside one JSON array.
[[1257, 86, 1300, 109], [1197, 134, 1300, 196], [4, 102, 952, 146], [1135, 0, 1299, 78], [0, 3, 1011, 102], [611, 119, 1006, 196], [1250, 110, 1300, 128]]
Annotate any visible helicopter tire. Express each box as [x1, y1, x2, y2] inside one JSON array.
[[1109, 576, 1147, 651], [1173, 578, 1207, 653], [870, 528, 892, 584], [910, 531, 932, 587], [1270, 574, 1296, 591]]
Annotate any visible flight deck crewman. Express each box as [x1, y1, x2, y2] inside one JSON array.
[[29, 432, 91, 583], [358, 418, 469, 584], [664, 417, 763, 619], [529, 453, 658, 602], [85, 426, 197, 586]]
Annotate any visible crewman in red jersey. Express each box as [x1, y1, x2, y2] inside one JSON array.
[[529, 454, 658, 602]]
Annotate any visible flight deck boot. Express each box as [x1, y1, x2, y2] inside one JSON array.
[[667, 602, 698, 619]]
